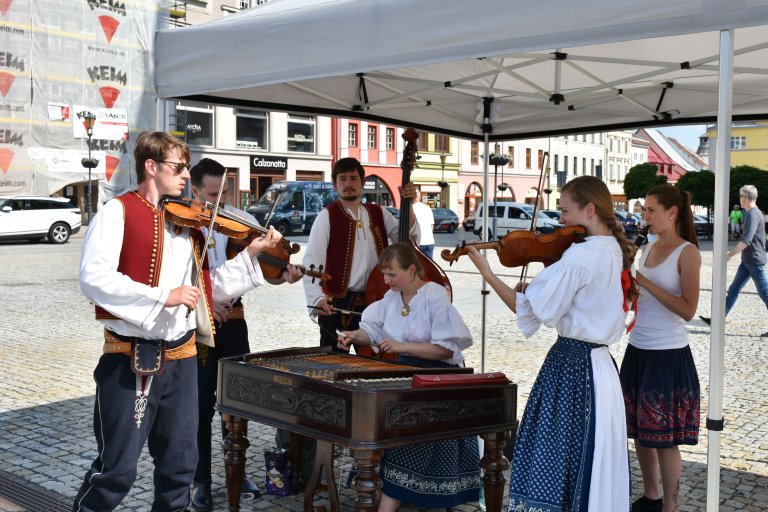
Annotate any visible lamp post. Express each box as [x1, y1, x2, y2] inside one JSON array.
[[79, 111, 98, 224], [489, 152, 510, 237], [437, 153, 448, 206]]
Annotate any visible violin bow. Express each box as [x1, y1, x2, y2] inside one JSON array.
[[519, 150, 550, 286]]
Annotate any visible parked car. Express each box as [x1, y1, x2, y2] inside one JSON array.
[[462, 214, 476, 232], [473, 202, 560, 239], [246, 181, 338, 234], [431, 207, 459, 233], [0, 196, 82, 244], [614, 210, 638, 238], [694, 214, 714, 238], [384, 206, 400, 219], [541, 209, 561, 221]]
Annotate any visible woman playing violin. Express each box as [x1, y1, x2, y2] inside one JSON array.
[[466, 175, 636, 511], [338, 243, 481, 511]]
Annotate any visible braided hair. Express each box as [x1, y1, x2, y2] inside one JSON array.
[[561, 176, 639, 302]]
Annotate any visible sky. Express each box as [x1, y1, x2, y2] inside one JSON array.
[[656, 125, 708, 153]]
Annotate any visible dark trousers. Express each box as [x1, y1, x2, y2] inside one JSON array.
[[194, 318, 250, 484], [73, 354, 198, 512], [317, 291, 365, 352]]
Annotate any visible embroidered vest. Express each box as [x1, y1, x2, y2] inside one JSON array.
[[94, 192, 215, 336], [322, 201, 388, 298]]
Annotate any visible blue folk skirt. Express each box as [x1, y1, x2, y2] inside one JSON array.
[[507, 336, 601, 512], [379, 355, 482, 508], [619, 343, 700, 448]]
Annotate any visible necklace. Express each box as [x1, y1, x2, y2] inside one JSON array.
[[401, 304, 410, 317]]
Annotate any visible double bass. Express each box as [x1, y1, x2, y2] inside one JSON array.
[[360, 128, 453, 358]]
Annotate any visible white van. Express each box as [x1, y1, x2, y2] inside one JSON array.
[[473, 202, 561, 239]]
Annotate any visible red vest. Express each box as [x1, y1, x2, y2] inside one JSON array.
[[94, 191, 215, 333], [322, 201, 388, 298]]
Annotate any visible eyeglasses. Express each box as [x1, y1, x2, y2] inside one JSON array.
[[155, 160, 190, 174]]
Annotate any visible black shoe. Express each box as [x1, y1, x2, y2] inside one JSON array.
[[241, 476, 261, 497], [632, 495, 663, 512], [190, 481, 213, 512], [699, 315, 711, 325]]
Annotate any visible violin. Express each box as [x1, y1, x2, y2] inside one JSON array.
[[162, 198, 331, 285], [441, 225, 587, 268]]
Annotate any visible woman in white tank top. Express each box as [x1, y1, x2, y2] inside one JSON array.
[[620, 185, 702, 512]]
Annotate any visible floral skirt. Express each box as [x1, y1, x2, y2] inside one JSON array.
[[619, 343, 700, 448]]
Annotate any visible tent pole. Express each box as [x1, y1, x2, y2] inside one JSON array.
[[480, 97, 493, 373], [706, 28, 733, 512]]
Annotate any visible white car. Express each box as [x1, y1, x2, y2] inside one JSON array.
[[0, 196, 82, 244], [473, 202, 561, 240]]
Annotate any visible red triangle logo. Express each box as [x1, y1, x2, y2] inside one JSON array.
[[0, 0, 13, 16], [0, 72, 15, 97], [99, 86, 120, 108], [105, 154, 119, 182], [98, 15, 120, 43], [0, 148, 14, 174]]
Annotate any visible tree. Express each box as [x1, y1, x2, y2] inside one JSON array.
[[676, 170, 715, 210], [623, 163, 667, 201], [729, 165, 768, 211]]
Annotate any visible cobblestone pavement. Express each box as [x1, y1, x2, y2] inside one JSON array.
[[1, 231, 767, 511]]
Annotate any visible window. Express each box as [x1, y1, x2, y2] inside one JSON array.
[[471, 142, 479, 165], [235, 109, 267, 149], [553, 154, 559, 173], [386, 128, 395, 150], [417, 131, 429, 152], [368, 125, 377, 150], [508, 147, 514, 167], [564, 156, 569, 174], [348, 123, 358, 148], [537, 150, 544, 170], [609, 138, 613, 152], [590, 159, 595, 175], [731, 136, 746, 150], [583, 158, 587, 175], [435, 134, 450, 153], [573, 156, 578, 175], [176, 103, 214, 146], [525, 148, 531, 169], [287, 115, 315, 153]]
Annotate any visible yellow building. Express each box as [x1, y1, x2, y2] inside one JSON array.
[[704, 122, 768, 170]]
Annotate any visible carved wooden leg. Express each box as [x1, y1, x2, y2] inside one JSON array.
[[303, 440, 339, 512], [290, 431, 305, 494], [221, 413, 249, 512], [480, 431, 510, 512], [348, 448, 383, 512]]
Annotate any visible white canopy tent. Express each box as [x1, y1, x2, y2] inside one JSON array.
[[155, 1, 768, 509]]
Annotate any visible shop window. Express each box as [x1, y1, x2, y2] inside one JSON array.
[[287, 115, 315, 153], [235, 109, 268, 150], [176, 102, 214, 147]]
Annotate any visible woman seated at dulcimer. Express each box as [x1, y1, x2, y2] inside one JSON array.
[[337, 242, 482, 511]]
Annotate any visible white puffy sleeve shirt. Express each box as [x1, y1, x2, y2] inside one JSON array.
[[359, 281, 472, 366], [515, 235, 628, 345], [80, 198, 265, 342]]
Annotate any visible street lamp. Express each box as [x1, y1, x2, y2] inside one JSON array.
[[79, 111, 98, 224], [437, 153, 448, 189], [488, 152, 510, 237]]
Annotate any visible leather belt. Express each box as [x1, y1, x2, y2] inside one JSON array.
[[226, 304, 244, 321], [103, 330, 197, 361]]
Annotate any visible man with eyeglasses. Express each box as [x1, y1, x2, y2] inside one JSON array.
[[700, 185, 768, 335], [73, 131, 291, 512]]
